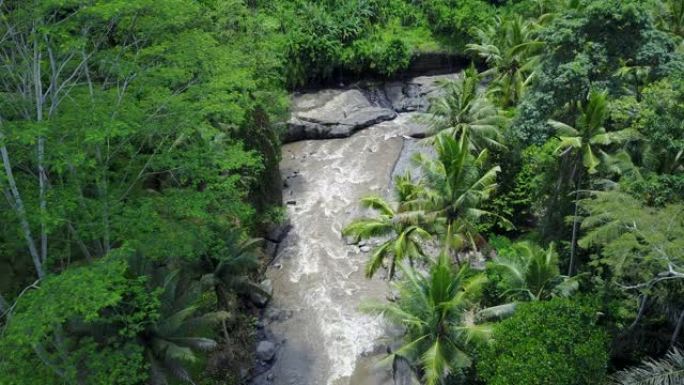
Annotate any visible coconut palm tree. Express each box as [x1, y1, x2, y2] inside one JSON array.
[[488, 241, 580, 302], [548, 90, 638, 275], [363, 248, 490, 385], [342, 194, 430, 279], [140, 269, 228, 385], [466, 15, 542, 107], [195, 228, 264, 309], [407, 131, 505, 253], [426, 67, 506, 152]]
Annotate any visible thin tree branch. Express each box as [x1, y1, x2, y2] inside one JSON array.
[[0, 279, 40, 321]]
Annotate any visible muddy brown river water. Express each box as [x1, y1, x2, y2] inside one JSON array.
[[252, 74, 456, 385], [265, 115, 424, 385]]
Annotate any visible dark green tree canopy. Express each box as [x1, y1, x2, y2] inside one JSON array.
[[515, 0, 682, 144]]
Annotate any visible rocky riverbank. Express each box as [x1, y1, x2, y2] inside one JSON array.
[[283, 75, 455, 142], [251, 74, 456, 385]]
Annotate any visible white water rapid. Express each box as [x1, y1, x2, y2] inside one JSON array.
[[254, 75, 455, 385]]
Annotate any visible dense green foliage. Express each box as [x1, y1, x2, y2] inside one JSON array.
[[1, 258, 149, 385], [343, 0, 684, 384], [0, 0, 284, 383], [477, 298, 609, 385], [2, 0, 684, 384], [259, 0, 515, 87]]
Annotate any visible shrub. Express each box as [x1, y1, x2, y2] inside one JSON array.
[[477, 297, 609, 385]]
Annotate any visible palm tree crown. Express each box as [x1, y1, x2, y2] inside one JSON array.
[[195, 229, 264, 308], [488, 241, 579, 302], [427, 67, 506, 152], [407, 132, 504, 251], [342, 194, 430, 279], [549, 90, 637, 175], [140, 270, 228, 385], [549, 90, 638, 275], [611, 347, 684, 385], [467, 15, 542, 107], [364, 252, 490, 385]]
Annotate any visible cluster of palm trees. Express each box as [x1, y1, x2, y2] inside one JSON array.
[[339, 1, 684, 383], [342, 66, 576, 383], [341, 4, 684, 382], [466, 15, 543, 108], [344, 151, 577, 383], [340, 11, 646, 382], [343, 129, 502, 279]]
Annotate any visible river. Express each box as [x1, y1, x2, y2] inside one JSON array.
[[254, 75, 453, 385]]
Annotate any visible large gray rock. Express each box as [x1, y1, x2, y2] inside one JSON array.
[[393, 356, 420, 385], [296, 90, 371, 124], [384, 82, 425, 112], [265, 219, 291, 243], [286, 89, 397, 142], [256, 340, 276, 362], [283, 74, 458, 143], [264, 240, 278, 262], [250, 279, 273, 308], [385, 74, 458, 113]]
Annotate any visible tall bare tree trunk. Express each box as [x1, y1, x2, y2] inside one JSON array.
[[32, 28, 48, 267], [38, 136, 47, 263], [629, 294, 649, 330], [66, 222, 92, 261], [0, 130, 44, 279], [568, 157, 582, 276]]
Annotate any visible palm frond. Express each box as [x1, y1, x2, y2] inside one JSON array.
[[184, 311, 231, 331], [365, 241, 392, 278], [590, 129, 641, 145], [167, 337, 218, 352], [552, 276, 581, 298], [157, 306, 199, 337], [361, 195, 395, 216], [342, 218, 392, 240], [555, 135, 582, 150], [611, 348, 684, 385], [476, 303, 517, 322], [453, 323, 492, 346], [421, 340, 448, 385], [163, 343, 197, 364], [393, 334, 431, 361]]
